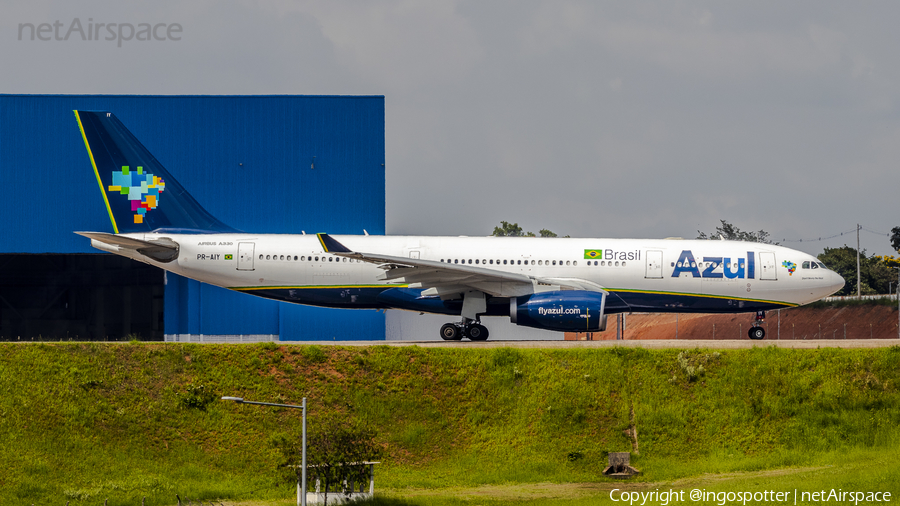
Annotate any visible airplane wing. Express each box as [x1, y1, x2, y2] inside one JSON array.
[[317, 233, 607, 298], [75, 231, 180, 263]]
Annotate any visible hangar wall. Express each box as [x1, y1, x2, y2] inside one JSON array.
[[0, 95, 386, 341]]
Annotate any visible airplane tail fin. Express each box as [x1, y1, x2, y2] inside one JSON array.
[[74, 110, 237, 234]]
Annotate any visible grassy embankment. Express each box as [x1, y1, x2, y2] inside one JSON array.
[[1, 343, 899, 505]]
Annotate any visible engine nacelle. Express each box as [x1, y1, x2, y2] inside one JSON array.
[[510, 290, 607, 332]]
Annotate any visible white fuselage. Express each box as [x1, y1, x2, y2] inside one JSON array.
[[94, 233, 844, 316]]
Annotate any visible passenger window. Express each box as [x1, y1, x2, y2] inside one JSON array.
[[517, 260, 521, 265], [573, 261, 577, 266], [315, 256, 319, 261], [475, 259, 479, 264], [468, 259, 473, 264], [552, 260, 556, 265], [259, 254, 263, 260], [489, 259, 493, 264], [538, 260, 543, 265], [280, 255, 285, 260], [566, 261, 571, 266], [622, 262, 626, 267], [615, 261, 620, 267], [454, 259, 458, 264], [266, 255, 271, 260], [503, 260, 507, 265]]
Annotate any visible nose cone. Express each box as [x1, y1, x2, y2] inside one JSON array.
[[828, 270, 846, 295]]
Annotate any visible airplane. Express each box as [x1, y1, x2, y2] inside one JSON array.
[[73, 110, 845, 341]]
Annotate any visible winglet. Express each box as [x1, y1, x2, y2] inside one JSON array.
[[317, 233, 352, 253]]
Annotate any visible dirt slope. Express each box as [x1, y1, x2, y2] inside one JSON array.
[[567, 304, 900, 340]]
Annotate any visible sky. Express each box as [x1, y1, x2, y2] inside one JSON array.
[[5, 0, 900, 258]]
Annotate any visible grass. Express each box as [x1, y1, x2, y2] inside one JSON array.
[[1, 343, 899, 504]]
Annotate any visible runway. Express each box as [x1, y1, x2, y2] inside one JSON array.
[[285, 339, 900, 349]]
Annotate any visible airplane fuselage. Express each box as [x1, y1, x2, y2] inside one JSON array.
[[92, 233, 844, 318]]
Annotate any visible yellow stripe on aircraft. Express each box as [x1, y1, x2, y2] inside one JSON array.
[[75, 111, 118, 234], [608, 287, 796, 307]]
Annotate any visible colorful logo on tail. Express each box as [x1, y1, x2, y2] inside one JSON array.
[[782, 260, 796, 276], [107, 166, 166, 224]]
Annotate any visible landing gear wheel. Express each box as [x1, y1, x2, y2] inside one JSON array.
[[440, 323, 462, 341], [466, 323, 489, 341], [748, 327, 766, 340]]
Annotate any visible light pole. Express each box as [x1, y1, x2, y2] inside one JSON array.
[[222, 396, 307, 506], [895, 268, 900, 340]]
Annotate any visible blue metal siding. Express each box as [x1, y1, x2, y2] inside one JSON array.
[[1, 95, 386, 340]]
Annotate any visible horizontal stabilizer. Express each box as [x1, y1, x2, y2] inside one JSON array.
[[75, 232, 179, 263]]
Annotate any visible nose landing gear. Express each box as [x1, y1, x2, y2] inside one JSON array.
[[440, 318, 489, 341], [748, 311, 766, 340]]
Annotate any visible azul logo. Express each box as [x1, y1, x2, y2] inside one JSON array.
[[107, 165, 165, 224], [782, 260, 796, 276], [672, 250, 756, 279]]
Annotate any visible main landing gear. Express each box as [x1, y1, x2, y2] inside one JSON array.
[[440, 319, 489, 341], [748, 311, 766, 340]]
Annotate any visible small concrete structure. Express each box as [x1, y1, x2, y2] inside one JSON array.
[[299, 462, 380, 505], [603, 452, 640, 478]]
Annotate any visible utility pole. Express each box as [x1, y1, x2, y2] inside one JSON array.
[[857, 224, 861, 298]]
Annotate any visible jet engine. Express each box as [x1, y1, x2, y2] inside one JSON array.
[[510, 290, 607, 332]]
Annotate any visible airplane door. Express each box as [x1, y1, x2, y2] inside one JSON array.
[[759, 252, 777, 280], [237, 242, 255, 271], [645, 250, 663, 279]]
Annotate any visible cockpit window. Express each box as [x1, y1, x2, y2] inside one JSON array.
[[817, 262, 827, 269], [802, 261, 810, 269], [811, 262, 818, 269]]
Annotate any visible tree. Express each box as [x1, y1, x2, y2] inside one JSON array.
[[874, 255, 900, 269], [697, 220, 776, 244], [492, 221, 563, 238], [818, 246, 895, 296], [277, 417, 382, 506], [891, 226, 900, 252], [492, 221, 526, 237]]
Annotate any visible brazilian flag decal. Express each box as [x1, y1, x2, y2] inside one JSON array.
[[225, 254, 233, 260], [584, 249, 603, 259]]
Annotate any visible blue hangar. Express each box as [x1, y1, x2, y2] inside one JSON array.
[[0, 95, 386, 341]]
